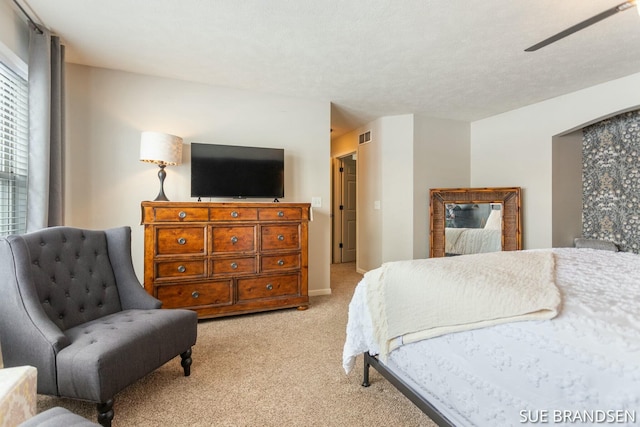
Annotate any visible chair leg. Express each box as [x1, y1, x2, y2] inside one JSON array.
[[180, 348, 193, 376], [97, 399, 114, 427]]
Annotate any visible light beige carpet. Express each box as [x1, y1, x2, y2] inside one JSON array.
[[37, 263, 436, 426]]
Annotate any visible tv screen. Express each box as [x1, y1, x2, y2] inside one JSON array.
[[190, 143, 284, 199]]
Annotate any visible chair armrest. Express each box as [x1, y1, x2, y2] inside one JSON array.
[[105, 226, 162, 309], [0, 238, 70, 394]]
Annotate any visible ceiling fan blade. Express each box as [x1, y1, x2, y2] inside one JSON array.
[[525, 0, 637, 52]]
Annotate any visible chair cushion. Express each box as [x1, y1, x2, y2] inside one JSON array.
[[56, 309, 197, 402], [19, 407, 100, 427]]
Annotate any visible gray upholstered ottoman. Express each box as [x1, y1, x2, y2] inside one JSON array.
[[20, 407, 100, 426]]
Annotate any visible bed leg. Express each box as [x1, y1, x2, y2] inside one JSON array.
[[362, 352, 371, 387]]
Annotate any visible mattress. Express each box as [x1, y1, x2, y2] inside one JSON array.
[[343, 248, 640, 426]]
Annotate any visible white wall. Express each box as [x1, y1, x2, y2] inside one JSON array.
[[471, 72, 640, 249], [380, 115, 415, 264], [64, 64, 332, 295], [355, 119, 383, 272], [414, 115, 470, 258], [331, 114, 470, 272], [552, 130, 583, 247], [349, 115, 415, 272]]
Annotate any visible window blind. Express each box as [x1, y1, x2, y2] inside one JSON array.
[[0, 61, 28, 236]]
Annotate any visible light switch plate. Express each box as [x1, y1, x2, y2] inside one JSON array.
[[311, 197, 322, 208]]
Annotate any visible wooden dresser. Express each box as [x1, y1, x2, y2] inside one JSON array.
[[141, 201, 310, 319]]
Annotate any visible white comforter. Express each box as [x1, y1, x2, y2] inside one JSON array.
[[343, 248, 640, 426]]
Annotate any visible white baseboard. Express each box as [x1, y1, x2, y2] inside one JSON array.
[[309, 288, 332, 297]]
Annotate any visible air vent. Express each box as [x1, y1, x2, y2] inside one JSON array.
[[358, 130, 372, 145]]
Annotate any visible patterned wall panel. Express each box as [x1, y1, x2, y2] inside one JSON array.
[[582, 110, 640, 253]]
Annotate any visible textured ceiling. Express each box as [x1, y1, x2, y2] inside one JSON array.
[[17, 0, 640, 137]]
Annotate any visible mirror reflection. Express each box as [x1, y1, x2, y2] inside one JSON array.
[[445, 203, 502, 255], [429, 187, 521, 258]]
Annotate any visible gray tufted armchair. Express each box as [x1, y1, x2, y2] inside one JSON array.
[[0, 226, 198, 427]]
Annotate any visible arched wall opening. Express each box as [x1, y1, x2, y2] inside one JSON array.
[[552, 107, 640, 251]]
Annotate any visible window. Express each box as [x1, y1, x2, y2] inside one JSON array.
[[0, 60, 28, 236]]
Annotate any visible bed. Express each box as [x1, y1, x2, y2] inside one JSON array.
[[343, 248, 640, 426]]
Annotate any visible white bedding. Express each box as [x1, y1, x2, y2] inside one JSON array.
[[364, 250, 560, 361], [343, 248, 640, 426], [445, 227, 501, 255]]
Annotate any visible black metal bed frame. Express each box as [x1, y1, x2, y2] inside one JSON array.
[[362, 352, 455, 427]]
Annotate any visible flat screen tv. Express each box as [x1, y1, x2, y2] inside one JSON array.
[[190, 143, 284, 199]]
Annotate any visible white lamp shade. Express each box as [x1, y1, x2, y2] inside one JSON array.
[[139, 131, 183, 166]]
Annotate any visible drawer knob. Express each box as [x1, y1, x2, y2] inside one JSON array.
[[278, 211, 284, 217], [266, 283, 273, 291], [191, 291, 199, 299], [230, 262, 238, 270], [230, 236, 238, 244], [178, 211, 187, 219], [177, 265, 186, 273], [231, 211, 239, 218], [177, 237, 187, 245], [277, 234, 285, 241], [277, 259, 285, 266]]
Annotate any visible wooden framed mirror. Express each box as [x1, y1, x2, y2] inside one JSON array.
[[429, 187, 522, 257]]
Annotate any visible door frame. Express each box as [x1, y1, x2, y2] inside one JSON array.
[[332, 152, 357, 264]]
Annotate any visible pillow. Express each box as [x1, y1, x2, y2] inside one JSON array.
[[484, 209, 501, 230], [573, 238, 619, 252]]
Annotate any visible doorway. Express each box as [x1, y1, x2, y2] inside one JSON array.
[[332, 153, 357, 263]]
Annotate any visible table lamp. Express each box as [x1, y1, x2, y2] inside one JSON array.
[[139, 131, 183, 201]]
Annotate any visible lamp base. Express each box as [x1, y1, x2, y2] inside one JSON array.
[[154, 164, 170, 201]]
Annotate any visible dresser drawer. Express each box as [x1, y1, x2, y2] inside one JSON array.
[[211, 226, 255, 253], [237, 274, 299, 301], [261, 225, 300, 251], [152, 207, 209, 222], [258, 207, 302, 221], [210, 207, 258, 221], [261, 253, 300, 272], [155, 259, 206, 280], [156, 280, 233, 308], [211, 256, 256, 275], [156, 227, 206, 255]]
